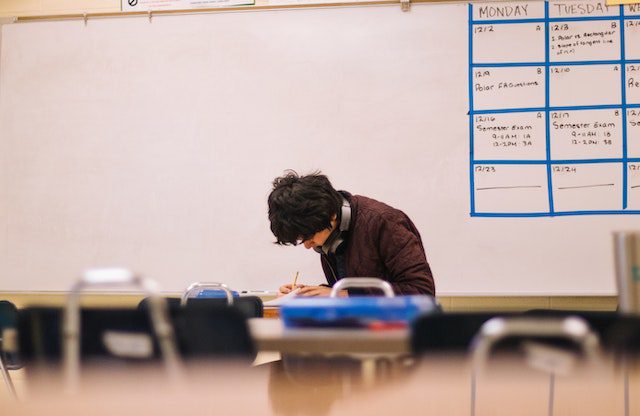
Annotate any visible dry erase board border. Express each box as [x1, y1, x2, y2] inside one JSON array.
[[12, 0, 461, 22]]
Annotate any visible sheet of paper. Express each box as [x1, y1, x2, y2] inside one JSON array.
[[262, 289, 300, 307], [121, 0, 253, 12]]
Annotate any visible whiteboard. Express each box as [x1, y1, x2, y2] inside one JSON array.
[[0, 1, 635, 295]]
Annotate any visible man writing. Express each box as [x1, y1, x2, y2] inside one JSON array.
[[268, 171, 435, 297]]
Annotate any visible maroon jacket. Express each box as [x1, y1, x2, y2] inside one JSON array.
[[320, 194, 435, 296]]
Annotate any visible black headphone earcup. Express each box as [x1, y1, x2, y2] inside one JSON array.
[[324, 228, 344, 254], [319, 197, 351, 255]]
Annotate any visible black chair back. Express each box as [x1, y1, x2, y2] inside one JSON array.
[[523, 310, 640, 356], [187, 296, 263, 318], [19, 307, 161, 365], [138, 296, 264, 319], [18, 304, 256, 366], [174, 302, 256, 360], [412, 310, 627, 355], [411, 312, 515, 354], [0, 300, 21, 369], [522, 310, 619, 337]]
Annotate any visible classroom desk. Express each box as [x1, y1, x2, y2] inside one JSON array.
[[4, 357, 638, 416], [248, 318, 410, 355]]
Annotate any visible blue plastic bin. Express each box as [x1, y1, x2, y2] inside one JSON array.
[[281, 295, 440, 328]]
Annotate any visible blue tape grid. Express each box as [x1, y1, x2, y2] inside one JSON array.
[[473, 158, 640, 165], [545, 2, 554, 214], [621, 4, 629, 208], [468, 1, 639, 216], [474, 104, 640, 114], [475, 60, 640, 67], [469, 3, 476, 215]]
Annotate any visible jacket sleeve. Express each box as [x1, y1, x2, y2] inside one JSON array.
[[375, 212, 435, 296]]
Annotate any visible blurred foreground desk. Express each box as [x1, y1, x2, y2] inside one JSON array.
[[248, 318, 410, 355], [5, 357, 637, 416]]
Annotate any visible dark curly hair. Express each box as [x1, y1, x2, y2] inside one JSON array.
[[268, 170, 343, 245]]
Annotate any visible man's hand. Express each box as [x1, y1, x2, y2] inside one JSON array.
[[296, 286, 347, 297], [277, 283, 304, 297]]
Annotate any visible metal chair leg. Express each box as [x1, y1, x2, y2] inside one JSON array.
[[624, 366, 629, 416], [0, 352, 17, 399], [548, 372, 555, 416], [470, 370, 476, 416]]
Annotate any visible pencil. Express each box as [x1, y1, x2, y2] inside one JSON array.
[[291, 271, 299, 292]]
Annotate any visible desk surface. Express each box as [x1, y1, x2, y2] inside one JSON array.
[[248, 318, 410, 355], [4, 357, 637, 416]]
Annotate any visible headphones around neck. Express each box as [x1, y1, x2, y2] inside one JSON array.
[[315, 197, 351, 255]]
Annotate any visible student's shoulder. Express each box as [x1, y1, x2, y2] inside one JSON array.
[[351, 195, 421, 239], [352, 195, 404, 220]]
